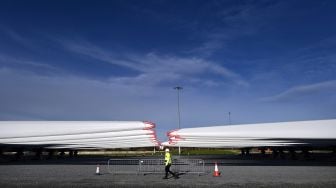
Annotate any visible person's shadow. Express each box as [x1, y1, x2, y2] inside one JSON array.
[[168, 172, 186, 179]]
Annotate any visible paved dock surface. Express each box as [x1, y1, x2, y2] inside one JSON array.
[[1, 156, 336, 187]]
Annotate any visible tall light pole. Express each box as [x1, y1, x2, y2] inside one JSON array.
[[174, 86, 183, 155], [228, 112, 231, 125]]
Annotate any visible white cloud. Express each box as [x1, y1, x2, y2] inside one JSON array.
[[261, 80, 336, 102], [0, 53, 59, 71], [0, 25, 36, 49], [0, 67, 162, 119], [60, 40, 248, 87], [187, 1, 290, 57]]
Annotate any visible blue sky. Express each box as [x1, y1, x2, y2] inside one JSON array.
[[0, 0, 335, 141]]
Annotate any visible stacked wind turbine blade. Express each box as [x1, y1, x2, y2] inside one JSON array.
[[163, 119, 336, 148], [0, 121, 160, 149]]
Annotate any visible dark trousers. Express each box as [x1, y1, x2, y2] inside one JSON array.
[[165, 164, 175, 177]]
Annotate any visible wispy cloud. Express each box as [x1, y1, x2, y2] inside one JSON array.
[[60, 40, 249, 87], [0, 25, 35, 49], [188, 1, 284, 57], [0, 53, 60, 72], [0, 67, 158, 120], [261, 80, 336, 102]]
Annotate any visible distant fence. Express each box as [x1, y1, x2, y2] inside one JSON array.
[[107, 158, 205, 175], [107, 159, 140, 174]]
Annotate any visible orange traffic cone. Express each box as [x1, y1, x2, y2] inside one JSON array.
[[95, 164, 101, 175], [213, 162, 221, 177]]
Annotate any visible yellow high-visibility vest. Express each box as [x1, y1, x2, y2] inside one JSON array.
[[165, 152, 172, 166]]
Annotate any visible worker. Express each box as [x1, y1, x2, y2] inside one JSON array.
[[163, 148, 179, 179]]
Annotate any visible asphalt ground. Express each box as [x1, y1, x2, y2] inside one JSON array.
[[1, 155, 336, 188]]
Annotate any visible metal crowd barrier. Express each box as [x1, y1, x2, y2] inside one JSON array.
[[107, 159, 140, 174], [107, 158, 205, 175]]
